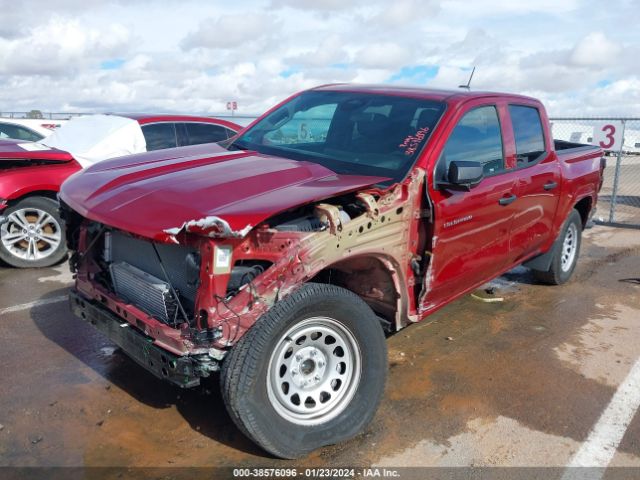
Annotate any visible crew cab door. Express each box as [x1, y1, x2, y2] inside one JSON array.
[[505, 104, 561, 263], [422, 102, 521, 308]]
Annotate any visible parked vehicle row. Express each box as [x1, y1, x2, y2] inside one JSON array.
[[0, 114, 240, 267], [0, 118, 66, 142], [56, 85, 605, 458]]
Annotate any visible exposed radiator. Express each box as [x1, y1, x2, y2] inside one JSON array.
[[109, 261, 179, 325], [105, 231, 199, 311]]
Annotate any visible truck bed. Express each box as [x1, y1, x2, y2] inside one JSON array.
[[554, 139, 602, 163]]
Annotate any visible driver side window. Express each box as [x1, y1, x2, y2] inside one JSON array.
[[438, 106, 504, 180]]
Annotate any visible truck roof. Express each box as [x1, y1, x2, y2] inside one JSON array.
[[311, 83, 540, 106]]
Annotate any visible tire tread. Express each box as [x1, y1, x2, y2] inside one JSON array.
[[220, 282, 386, 458]]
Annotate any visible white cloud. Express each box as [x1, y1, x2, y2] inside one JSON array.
[[0, 17, 130, 75], [582, 78, 640, 113], [0, 0, 142, 39], [369, 0, 440, 27], [570, 32, 622, 68], [181, 12, 280, 50], [0, 0, 638, 117], [270, 0, 363, 11], [287, 35, 349, 68], [443, 0, 581, 16], [355, 42, 412, 70]]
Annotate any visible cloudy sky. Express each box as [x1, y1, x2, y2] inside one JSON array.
[[0, 0, 638, 117]]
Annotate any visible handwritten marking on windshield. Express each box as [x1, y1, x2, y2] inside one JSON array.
[[399, 126, 430, 156]]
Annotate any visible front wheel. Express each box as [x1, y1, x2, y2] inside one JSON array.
[[220, 283, 387, 459], [533, 209, 582, 285], [0, 196, 67, 268]]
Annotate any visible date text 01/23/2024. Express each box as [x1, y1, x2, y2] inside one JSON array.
[[232, 467, 400, 477]]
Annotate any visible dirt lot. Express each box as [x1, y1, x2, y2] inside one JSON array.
[[1, 225, 640, 476]]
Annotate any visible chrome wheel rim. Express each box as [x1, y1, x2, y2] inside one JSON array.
[[561, 223, 578, 272], [267, 317, 361, 426], [0, 208, 62, 261]]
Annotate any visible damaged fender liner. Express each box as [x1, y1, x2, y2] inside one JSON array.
[[70, 290, 211, 388]]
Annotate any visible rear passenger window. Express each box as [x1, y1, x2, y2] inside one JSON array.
[[509, 105, 546, 165], [141, 123, 178, 151], [184, 123, 229, 145], [439, 106, 504, 179]]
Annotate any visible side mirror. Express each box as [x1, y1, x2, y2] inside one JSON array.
[[439, 160, 484, 191]]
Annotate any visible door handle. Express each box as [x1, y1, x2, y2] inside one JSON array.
[[499, 194, 517, 206], [544, 181, 558, 191]]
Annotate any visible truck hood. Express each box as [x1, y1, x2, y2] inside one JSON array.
[[0, 139, 73, 162], [59, 149, 387, 243]]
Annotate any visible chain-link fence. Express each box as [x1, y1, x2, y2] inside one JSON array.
[[212, 114, 259, 127], [550, 118, 640, 227], [0, 111, 261, 124], [0, 111, 86, 120]]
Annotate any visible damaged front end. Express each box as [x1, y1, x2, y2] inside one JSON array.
[[62, 166, 430, 388], [163, 215, 253, 241], [63, 201, 263, 386]]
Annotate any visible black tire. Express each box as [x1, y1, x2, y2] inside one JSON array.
[[0, 196, 67, 268], [220, 283, 387, 459], [533, 209, 582, 285]]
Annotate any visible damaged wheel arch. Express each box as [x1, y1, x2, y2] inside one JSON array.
[[310, 254, 408, 333]]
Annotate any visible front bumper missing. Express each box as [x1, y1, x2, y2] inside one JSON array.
[[69, 290, 210, 388]]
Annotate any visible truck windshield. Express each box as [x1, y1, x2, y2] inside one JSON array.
[[228, 91, 446, 185]]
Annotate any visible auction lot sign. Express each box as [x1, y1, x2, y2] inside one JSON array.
[[593, 121, 624, 151]]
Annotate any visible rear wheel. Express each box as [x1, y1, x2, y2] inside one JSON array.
[[533, 209, 582, 285], [0, 197, 67, 268], [220, 283, 387, 459]]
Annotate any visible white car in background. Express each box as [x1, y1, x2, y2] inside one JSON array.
[[0, 118, 66, 142]]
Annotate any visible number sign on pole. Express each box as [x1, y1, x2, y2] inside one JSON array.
[[593, 121, 623, 151]]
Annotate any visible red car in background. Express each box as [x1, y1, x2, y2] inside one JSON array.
[[0, 114, 241, 268]]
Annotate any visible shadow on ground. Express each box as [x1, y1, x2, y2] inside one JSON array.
[[30, 288, 266, 459]]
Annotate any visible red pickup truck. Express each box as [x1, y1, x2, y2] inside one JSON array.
[[60, 85, 605, 458]]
